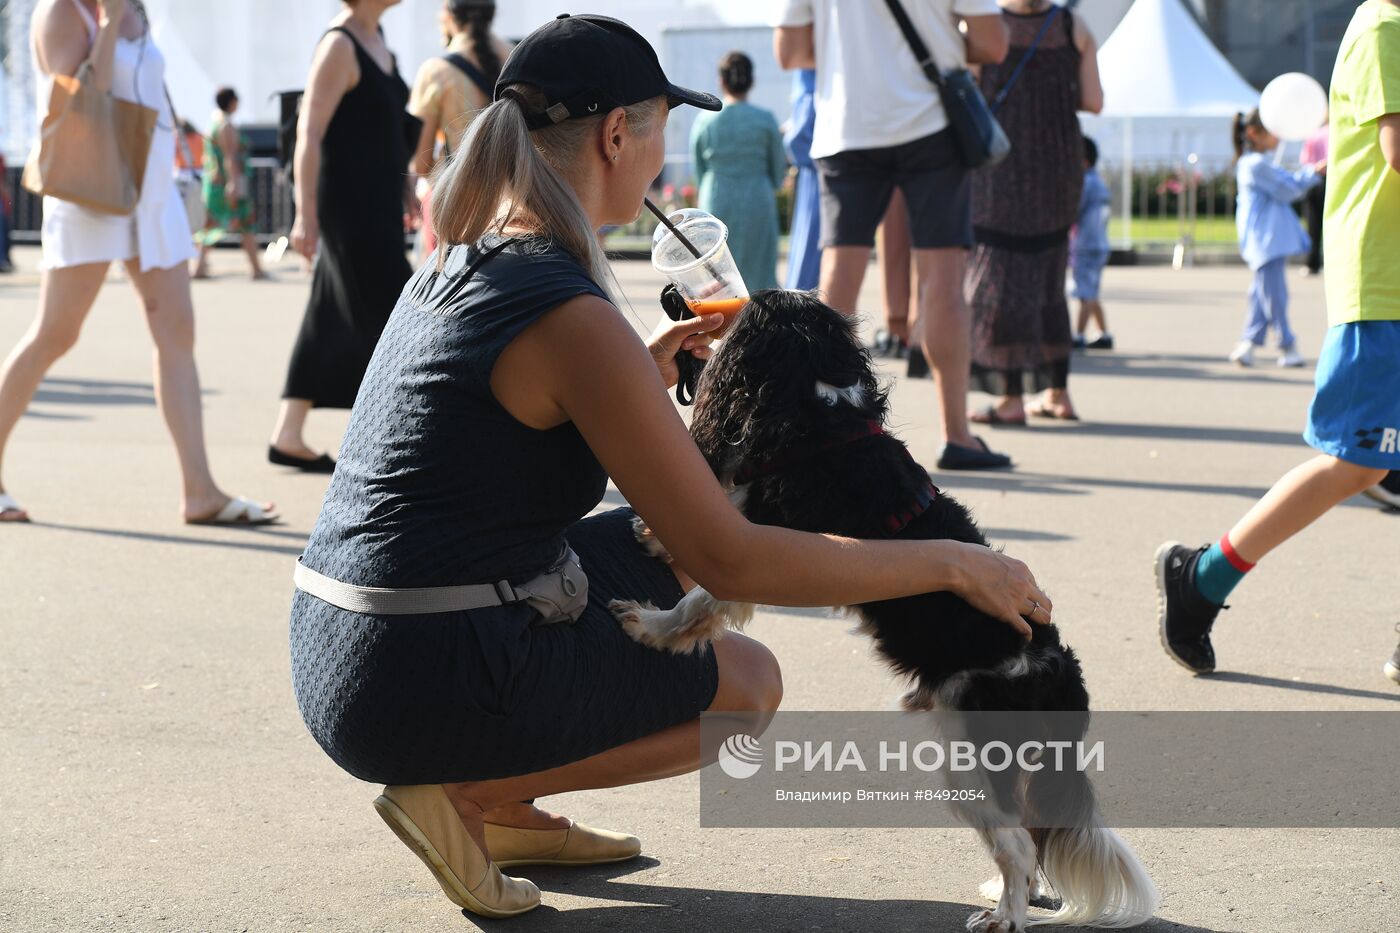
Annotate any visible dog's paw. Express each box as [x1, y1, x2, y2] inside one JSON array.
[[609, 598, 720, 655], [611, 598, 658, 639], [978, 873, 1051, 905], [965, 909, 1018, 933], [630, 516, 672, 563]]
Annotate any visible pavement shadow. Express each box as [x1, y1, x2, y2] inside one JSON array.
[[32, 376, 156, 407], [1050, 420, 1306, 448], [936, 471, 1382, 513], [1205, 671, 1400, 704], [468, 860, 1234, 932], [28, 377, 220, 409], [983, 527, 1074, 543], [1073, 352, 1306, 386], [34, 520, 307, 557]]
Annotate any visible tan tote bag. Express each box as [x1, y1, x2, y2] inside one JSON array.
[[23, 60, 158, 216]]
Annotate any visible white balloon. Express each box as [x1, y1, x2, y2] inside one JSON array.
[[1258, 72, 1328, 141]]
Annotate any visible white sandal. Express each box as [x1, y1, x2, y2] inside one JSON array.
[[185, 496, 279, 526], [0, 493, 30, 523]]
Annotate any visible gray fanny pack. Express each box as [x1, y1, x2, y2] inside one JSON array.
[[293, 546, 589, 625]]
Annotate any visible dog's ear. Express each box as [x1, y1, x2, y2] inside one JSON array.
[[691, 289, 889, 474]]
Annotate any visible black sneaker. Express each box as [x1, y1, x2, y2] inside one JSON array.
[[1385, 623, 1400, 686], [1085, 333, 1115, 350], [1362, 471, 1400, 511], [1154, 542, 1225, 674]]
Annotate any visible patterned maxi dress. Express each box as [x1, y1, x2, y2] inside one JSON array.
[[967, 7, 1083, 396]]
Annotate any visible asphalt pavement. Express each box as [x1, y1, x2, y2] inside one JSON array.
[[1, 245, 1396, 932]]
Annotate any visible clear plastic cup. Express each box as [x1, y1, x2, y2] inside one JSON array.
[[650, 208, 749, 322]]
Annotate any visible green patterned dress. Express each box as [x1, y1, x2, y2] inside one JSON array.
[[198, 116, 254, 244]]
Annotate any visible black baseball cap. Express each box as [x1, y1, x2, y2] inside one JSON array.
[[496, 14, 721, 130]]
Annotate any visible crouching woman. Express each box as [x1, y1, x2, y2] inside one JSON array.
[[288, 13, 1051, 919]]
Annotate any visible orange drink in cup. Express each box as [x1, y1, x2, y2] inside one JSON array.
[[685, 296, 748, 320], [651, 209, 749, 332]]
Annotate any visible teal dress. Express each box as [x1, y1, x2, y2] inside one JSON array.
[[690, 101, 787, 292]]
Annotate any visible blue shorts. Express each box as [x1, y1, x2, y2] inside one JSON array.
[[1070, 249, 1109, 300], [1303, 321, 1400, 469]]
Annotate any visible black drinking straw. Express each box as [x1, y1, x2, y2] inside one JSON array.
[[645, 197, 703, 259]]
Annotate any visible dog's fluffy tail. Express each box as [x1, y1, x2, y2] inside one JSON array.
[[1029, 785, 1159, 927], [1020, 715, 1158, 927]]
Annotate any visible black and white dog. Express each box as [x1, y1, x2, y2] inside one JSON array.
[[613, 291, 1158, 932]]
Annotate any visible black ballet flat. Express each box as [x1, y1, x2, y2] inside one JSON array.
[[268, 446, 336, 473]]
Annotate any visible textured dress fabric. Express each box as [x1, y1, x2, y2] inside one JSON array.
[[37, 3, 195, 272], [967, 8, 1084, 395], [289, 235, 720, 784], [692, 101, 788, 292], [282, 28, 415, 409]]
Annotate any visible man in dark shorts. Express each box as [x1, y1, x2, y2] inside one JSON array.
[[774, 0, 1012, 470]]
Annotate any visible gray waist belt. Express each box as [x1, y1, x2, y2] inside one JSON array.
[[293, 547, 588, 624]]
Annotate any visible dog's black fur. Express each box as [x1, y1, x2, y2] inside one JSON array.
[[691, 289, 1089, 714]]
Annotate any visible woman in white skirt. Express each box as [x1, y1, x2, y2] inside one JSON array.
[[0, 0, 275, 525]]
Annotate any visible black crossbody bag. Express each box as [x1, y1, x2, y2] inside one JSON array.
[[883, 0, 1065, 172], [881, 0, 1009, 169]]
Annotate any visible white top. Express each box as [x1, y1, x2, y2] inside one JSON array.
[[35, 0, 192, 271], [773, 0, 1000, 159]]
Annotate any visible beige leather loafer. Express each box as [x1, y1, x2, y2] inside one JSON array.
[[374, 785, 540, 918], [485, 820, 642, 868]]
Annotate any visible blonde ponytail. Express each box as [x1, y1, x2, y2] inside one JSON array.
[[430, 85, 665, 294]]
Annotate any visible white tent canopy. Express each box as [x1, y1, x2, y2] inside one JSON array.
[[1097, 0, 1259, 118], [1080, 0, 1261, 246]]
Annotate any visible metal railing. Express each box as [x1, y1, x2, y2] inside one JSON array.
[[4, 157, 1243, 255]]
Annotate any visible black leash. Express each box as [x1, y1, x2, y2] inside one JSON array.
[[661, 285, 705, 406]]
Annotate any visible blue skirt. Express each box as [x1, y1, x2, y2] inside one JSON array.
[[289, 508, 720, 784]]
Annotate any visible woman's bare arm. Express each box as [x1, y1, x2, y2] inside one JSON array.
[[34, 0, 124, 91], [492, 296, 1052, 635], [216, 120, 239, 190], [291, 32, 357, 258], [1073, 14, 1103, 114]]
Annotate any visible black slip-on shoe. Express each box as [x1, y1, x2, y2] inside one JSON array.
[[1154, 541, 1225, 674], [268, 445, 336, 473], [906, 346, 931, 379], [937, 437, 1012, 471]]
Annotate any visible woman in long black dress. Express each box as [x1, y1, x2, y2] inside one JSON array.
[[269, 0, 415, 471]]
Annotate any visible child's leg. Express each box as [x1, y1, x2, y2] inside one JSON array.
[[1190, 456, 1384, 606], [1257, 258, 1296, 350], [1087, 298, 1107, 334], [1075, 300, 1091, 336], [1240, 265, 1270, 346]]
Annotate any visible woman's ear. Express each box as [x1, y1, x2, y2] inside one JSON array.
[[601, 107, 628, 161]]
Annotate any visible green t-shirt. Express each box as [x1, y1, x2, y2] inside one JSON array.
[[1324, 0, 1400, 326]]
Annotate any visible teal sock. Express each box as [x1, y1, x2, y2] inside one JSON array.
[[1193, 539, 1250, 606]]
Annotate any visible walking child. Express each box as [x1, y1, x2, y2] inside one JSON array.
[[1070, 135, 1111, 349], [1156, 0, 1400, 686], [1227, 109, 1324, 368]]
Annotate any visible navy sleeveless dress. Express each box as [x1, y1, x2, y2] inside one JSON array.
[[289, 236, 719, 784]]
